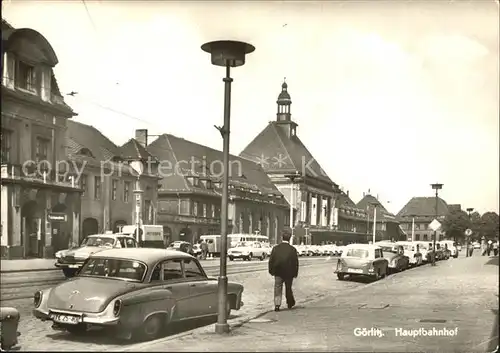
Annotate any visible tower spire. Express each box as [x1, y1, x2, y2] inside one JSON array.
[[275, 80, 297, 138]]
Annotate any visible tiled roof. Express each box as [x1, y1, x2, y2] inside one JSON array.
[[239, 122, 334, 185], [337, 192, 357, 208], [120, 138, 155, 161], [66, 120, 122, 164], [396, 197, 449, 219], [357, 194, 398, 223], [147, 134, 285, 198]]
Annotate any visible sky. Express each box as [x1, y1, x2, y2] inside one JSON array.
[[3, 0, 499, 215]]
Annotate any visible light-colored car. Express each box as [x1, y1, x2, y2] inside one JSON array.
[[33, 248, 244, 341], [335, 244, 389, 281], [55, 234, 138, 278], [440, 240, 458, 258], [192, 244, 202, 257], [227, 242, 267, 261], [294, 245, 308, 257], [377, 242, 410, 273], [396, 241, 423, 266]]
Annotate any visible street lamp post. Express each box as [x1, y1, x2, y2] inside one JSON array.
[[430, 183, 443, 266], [370, 202, 378, 244], [201, 40, 254, 335], [284, 171, 300, 245], [129, 161, 144, 245], [466, 207, 474, 257]]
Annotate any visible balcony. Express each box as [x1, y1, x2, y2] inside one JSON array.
[[0, 163, 82, 192]]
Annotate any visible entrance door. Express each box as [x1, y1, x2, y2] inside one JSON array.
[[21, 201, 40, 258], [82, 218, 99, 239]]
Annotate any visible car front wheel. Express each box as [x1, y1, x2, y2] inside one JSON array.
[[260, 253, 266, 261], [247, 253, 253, 261], [229, 256, 234, 261], [337, 273, 345, 280]]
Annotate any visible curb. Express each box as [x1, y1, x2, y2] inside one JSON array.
[[0, 268, 58, 274]]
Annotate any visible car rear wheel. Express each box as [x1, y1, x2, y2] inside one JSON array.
[[260, 253, 266, 261], [247, 253, 253, 261], [337, 273, 345, 280], [229, 256, 234, 261], [136, 315, 164, 341], [62, 268, 78, 278]]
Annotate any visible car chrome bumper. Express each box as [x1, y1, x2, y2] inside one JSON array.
[[33, 309, 119, 326], [228, 254, 249, 258], [54, 262, 85, 269]]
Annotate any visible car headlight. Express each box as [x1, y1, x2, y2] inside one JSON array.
[[55, 251, 62, 258], [34, 291, 42, 308], [113, 300, 122, 316]]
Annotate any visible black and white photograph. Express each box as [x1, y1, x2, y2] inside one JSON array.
[[0, 0, 498, 352]]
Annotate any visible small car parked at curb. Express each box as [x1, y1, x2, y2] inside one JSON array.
[[377, 242, 410, 273], [395, 241, 423, 267], [34, 248, 244, 342], [0, 306, 21, 350], [335, 244, 389, 281], [55, 233, 138, 278]]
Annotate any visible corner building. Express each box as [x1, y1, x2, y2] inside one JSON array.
[[1, 20, 81, 258]]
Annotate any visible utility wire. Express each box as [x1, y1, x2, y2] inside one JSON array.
[[82, 0, 97, 31]]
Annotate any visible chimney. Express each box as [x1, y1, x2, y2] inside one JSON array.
[[135, 129, 148, 148], [347, 190, 349, 197]]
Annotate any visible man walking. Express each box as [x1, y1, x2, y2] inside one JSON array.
[[268, 231, 299, 312]]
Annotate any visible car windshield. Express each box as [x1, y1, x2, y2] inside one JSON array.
[[79, 258, 146, 282], [346, 249, 369, 258], [81, 237, 115, 247], [235, 242, 249, 247]]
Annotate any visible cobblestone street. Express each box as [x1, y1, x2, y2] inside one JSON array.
[[12, 257, 364, 351]]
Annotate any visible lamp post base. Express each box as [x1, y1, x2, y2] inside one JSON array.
[[214, 323, 230, 334]]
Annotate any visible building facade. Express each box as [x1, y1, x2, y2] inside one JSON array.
[[65, 122, 160, 243], [240, 81, 342, 245], [1, 21, 82, 258], [357, 193, 403, 242], [145, 131, 289, 245], [396, 197, 449, 241]]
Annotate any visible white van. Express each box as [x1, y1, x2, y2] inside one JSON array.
[[440, 240, 458, 258], [120, 225, 164, 248]]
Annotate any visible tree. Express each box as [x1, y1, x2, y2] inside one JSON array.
[[442, 209, 470, 242], [478, 212, 500, 240]]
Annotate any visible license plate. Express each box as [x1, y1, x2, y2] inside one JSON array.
[[50, 313, 82, 325], [348, 268, 363, 274]]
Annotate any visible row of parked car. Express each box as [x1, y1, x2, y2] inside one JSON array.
[[334, 240, 458, 281]]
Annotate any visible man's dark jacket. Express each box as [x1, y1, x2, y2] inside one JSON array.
[[268, 242, 299, 279]]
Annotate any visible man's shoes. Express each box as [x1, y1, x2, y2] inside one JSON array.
[[274, 306, 280, 312]]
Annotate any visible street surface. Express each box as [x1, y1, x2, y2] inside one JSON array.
[[126, 254, 499, 353], [2, 256, 360, 351]]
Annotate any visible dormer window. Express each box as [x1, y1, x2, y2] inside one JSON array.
[[186, 176, 198, 186], [16, 61, 36, 93], [78, 148, 94, 158]]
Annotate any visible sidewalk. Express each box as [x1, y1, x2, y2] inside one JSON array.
[[0, 258, 56, 273], [126, 254, 499, 352]]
